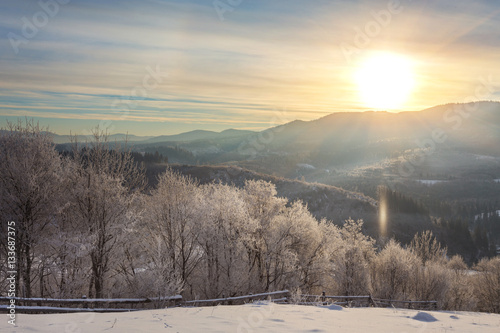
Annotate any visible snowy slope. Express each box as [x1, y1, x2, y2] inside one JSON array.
[[3, 302, 500, 333]]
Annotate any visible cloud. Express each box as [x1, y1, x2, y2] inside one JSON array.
[[1, 0, 500, 135]]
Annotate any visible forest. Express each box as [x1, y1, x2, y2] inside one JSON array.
[[0, 120, 499, 314]]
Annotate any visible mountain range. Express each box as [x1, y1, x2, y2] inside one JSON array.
[[51, 101, 500, 260]]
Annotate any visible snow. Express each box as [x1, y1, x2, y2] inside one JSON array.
[[474, 210, 500, 221], [412, 311, 438, 322], [474, 155, 496, 161], [0, 295, 182, 303], [416, 180, 448, 185], [184, 290, 289, 304], [296, 163, 316, 170], [3, 302, 500, 332]]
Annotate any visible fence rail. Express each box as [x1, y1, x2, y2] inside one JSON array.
[[0, 295, 182, 314], [184, 290, 290, 306], [296, 294, 437, 310], [0, 291, 438, 314]]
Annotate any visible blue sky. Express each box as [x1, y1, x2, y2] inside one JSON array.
[[1, 0, 499, 135]]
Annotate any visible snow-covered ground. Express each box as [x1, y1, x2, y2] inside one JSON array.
[[3, 302, 500, 332], [474, 210, 500, 221], [416, 180, 448, 186]]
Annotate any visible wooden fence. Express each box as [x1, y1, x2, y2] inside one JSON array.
[[184, 290, 290, 306], [0, 291, 438, 314], [295, 293, 437, 310], [0, 295, 182, 314]]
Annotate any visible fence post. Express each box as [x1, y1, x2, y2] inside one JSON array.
[[321, 291, 326, 304]]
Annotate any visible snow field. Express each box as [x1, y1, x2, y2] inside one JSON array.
[[2, 302, 500, 333]]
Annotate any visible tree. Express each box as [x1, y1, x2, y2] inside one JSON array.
[[331, 219, 375, 295], [140, 168, 201, 298], [371, 239, 419, 300], [444, 255, 475, 311], [279, 203, 330, 293], [410, 230, 446, 265], [242, 180, 287, 292], [65, 127, 145, 298], [473, 257, 500, 313], [195, 182, 256, 298], [0, 119, 62, 298]]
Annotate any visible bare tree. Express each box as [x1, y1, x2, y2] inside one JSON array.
[[410, 230, 447, 265], [330, 219, 375, 296], [195, 182, 256, 298], [444, 255, 475, 311], [242, 180, 287, 292], [371, 239, 419, 300], [473, 257, 500, 313], [0, 119, 62, 298], [140, 168, 201, 298], [65, 127, 145, 298]]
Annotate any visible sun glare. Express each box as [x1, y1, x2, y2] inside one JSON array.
[[355, 52, 415, 110]]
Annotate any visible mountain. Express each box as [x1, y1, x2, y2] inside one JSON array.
[[49, 133, 154, 144], [136, 102, 499, 260], [46, 101, 499, 260], [143, 130, 220, 143], [142, 129, 255, 144], [46, 129, 255, 144]]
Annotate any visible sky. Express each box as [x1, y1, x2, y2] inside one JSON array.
[[1, 0, 500, 136]]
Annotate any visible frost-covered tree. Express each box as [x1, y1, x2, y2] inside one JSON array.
[[139, 168, 201, 298], [195, 183, 256, 298], [410, 261, 449, 305], [444, 255, 475, 311], [371, 239, 419, 300], [242, 180, 287, 291], [0, 119, 62, 297], [264, 200, 328, 293], [330, 219, 375, 296], [410, 230, 447, 265], [64, 127, 145, 298], [473, 257, 500, 313]]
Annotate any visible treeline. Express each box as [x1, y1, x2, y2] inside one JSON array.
[[130, 151, 167, 164], [377, 186, 499, 261], [140, 145, 196, 164], [0, 121, 499, 313], [377, 186, 428, 215], [429, 199, 500, 220]]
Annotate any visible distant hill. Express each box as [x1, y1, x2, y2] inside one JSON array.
[[142, 129, 255, 144], [49, 133, 154, 144]]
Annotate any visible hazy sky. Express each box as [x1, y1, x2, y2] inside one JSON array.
[[1, 0, 500, 135]]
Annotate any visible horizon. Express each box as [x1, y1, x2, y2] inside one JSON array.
[[1, 0, 500, 136], [3, 100, 500, 137]]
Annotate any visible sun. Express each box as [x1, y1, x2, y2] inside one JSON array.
[[355, 52, 415, 110]]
